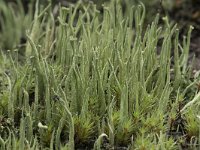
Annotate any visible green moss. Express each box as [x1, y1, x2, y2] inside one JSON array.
[[0, 0, 199, 149]]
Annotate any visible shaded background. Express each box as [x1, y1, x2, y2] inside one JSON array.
[[1, 0, 200, 69]]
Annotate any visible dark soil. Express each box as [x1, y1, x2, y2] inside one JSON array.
[[168, 0, 200, 70]]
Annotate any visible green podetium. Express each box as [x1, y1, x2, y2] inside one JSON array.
[[0, 0, 198, 149]]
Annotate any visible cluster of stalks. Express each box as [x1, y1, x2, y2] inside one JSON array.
[[0, 0, 200, 149]]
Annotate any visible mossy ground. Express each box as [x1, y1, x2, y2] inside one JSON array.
[[0, 0, 200, 150]]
